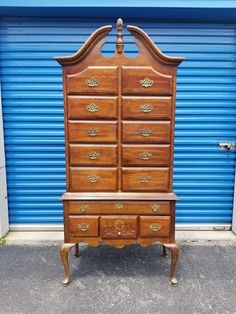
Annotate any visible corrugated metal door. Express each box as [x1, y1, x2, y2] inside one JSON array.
[[0, 18, 236, 226]]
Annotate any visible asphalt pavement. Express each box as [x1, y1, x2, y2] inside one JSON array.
[[0, 243, 236, 314]]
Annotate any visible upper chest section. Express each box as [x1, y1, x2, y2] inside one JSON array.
[[66, 66, 173, 96], [55, 19, 184, 93]]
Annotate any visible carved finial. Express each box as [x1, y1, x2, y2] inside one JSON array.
[[116, 18, 124, 54]]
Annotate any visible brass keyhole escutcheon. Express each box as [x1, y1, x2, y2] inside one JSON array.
[[86, 77, 99, 87], [149, 224, 161, 232], [140, 103, 153, 113], [139, 128, 152, 137], [88, 128, 99, 137], [151, 204, 160, 212], [140, 175, 151, 183], [86, 103, 100, 112], [78, 223, 90, 232], [140, 77, 153, 88], [88, 174, 100, 183], [115, 203, 124, 209], [139, 151, 152, 160], [88, 151, 100, 160], [79, 204, 89, 212]]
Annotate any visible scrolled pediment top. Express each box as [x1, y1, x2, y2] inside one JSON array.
[[127, 24, 185, 66], [54, 25, 112, 66]]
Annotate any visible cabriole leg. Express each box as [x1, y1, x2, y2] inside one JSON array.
[[60, 243, 75, 286], [73, 243, 79, 258], [162, 245, 168, 258], [163, 243, 180, 286]]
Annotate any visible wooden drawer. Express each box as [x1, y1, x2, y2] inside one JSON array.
[[139, 216, 171, 238], [67, 96, 118, 120], [69, 144, 118, 166], [68, 201, 171, 215], [122, 97, 172, 120], [122, 168, 170, 192], [122, 145, 170, 166], [67, 66, 118, 95], [68, 216, 99, 237], [122, 66, 172, 95], [68, 121, 118, 143], [70, 168, 118, 192], [122, 122, 171, 144], [100, 216, 137, 239]]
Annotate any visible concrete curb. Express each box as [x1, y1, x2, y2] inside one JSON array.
[[3, 230, 236, 246]]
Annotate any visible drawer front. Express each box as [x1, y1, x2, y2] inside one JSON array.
[[122, 168, 170, 192], [67, 66, 118, 95], [69, 144, 118, 166], [68, 201, 171, 215], [68, 216, 99, 237], [122, 97, 172, 120], [122, 145, 170, 166], [68, 121, 118, 143], [100, 216, 137, 239], [122, 66, 172, 95], [70, 168, 118, 192], [122, 122, 171, 144], [67, 96, 118, 120], [139, 216, 171, 238]]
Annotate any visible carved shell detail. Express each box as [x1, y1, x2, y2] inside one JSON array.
[[102, 220, 136, 237]]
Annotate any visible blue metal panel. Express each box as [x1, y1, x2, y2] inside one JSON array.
[[1, 1, 236, 22], [0, 17, 235, 224]]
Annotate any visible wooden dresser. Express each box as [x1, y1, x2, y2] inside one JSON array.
[[55, 19, 184, 286]]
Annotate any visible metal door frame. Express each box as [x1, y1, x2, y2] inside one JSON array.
[[0, 82, 9, 237]]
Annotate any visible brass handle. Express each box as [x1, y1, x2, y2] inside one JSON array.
[[149, 223, 161, 232], [86, 103, 100, 112], [140, 104, 153, 113], [151, 204, 160, 212], [79, 204, 89, 212], [88, 151, 100, 160], [139, 128, 152, 137], [78, 223, 89, 232], [86, 77, 99, 87], [88, 174, 100, 183], [139, 152, 152, 160], [140, 77, 153, 88], [88, 128, 99, 137], [140, 175, 151, 183], [115, 203, 124, 209]]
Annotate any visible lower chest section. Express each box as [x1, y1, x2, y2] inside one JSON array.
[[64, 200, 175, 245]]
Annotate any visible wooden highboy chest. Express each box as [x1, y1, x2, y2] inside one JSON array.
[[55, 19, 184, 286]]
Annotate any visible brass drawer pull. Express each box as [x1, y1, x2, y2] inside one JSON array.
[[78, 223, 90, 232], [151, 204, 160, 212], [139, 128, 152, 137], [88, 151, 101, 160], [140, 77, 153, 88], [86, 103, 100, 112], [88, 128, 99, 137], [86, 77, 99, 87], [88, 174, 100, 183], [79, 204, 89, 212], [115, 203, 124, 209], [149, 223, 161, 232], [139, 151, 152, 160], [140, 103, 153, 113], [140, 175, 151, 183]]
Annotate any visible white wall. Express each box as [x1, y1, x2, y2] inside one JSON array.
[[0, 83, 9, 237]]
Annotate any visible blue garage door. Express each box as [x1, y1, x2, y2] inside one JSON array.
[[0, 17, 236, 225]]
